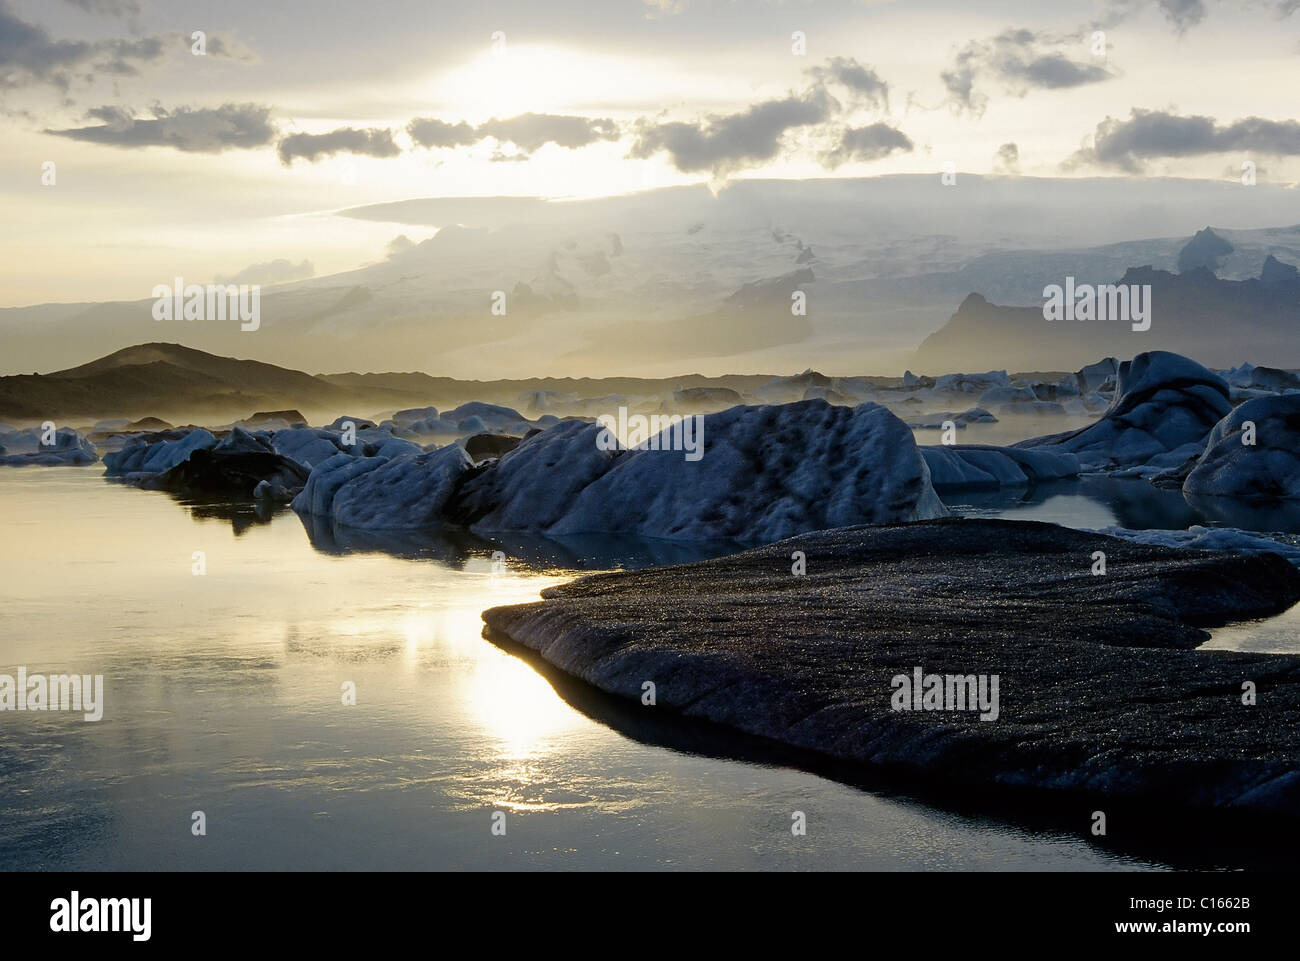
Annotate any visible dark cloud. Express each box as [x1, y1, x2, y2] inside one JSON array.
[[994, 142, 1020, 174], [1069, 108, 1300, 172], [0, 0, 166, 90], [407, 113, 619, 154], [1099, 1, 1298, 33], [820, 123, 913, 168], [807, 56, 889, 112], [277, 126, 400, 164], [1157, 0, 1208, 30], [407, 117, 478, 148], [942, 28, 1113, 115], [629, 87, 836, 175], [47, 102, 277, 152], [215, 258, 314, 286]]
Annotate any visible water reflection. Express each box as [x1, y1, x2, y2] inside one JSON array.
[[296, 509, 739, 572], [0, 468, 1266, 870], [481, 627, 1300, 870], [948, 474, 1300, 534], [1183, 493, 1300, 531], [161, 489, 282, 534]]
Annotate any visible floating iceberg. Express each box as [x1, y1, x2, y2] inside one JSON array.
[[0, 426, 98, 467], [448, 400, 948, 542], [291, 445, 473, 528], [1183, 394, 1300, 501], [921, 445, 1079, 490], [1015, 351, 1231, 471]]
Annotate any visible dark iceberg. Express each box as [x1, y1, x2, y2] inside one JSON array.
[[484, 518, 1300, 816]]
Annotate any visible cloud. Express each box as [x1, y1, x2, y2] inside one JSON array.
[[407, 117, 478, 148], [942, 28, 1113, 115], [407, 113, 619, 155], [640, 0, 688, 17], [477, 113, 619, 151], [215, 258, 314, 286], [820, 123, 913, 168], [1097, 0, 1206, 32], [386, 235, 415, 258], [1156, 0, 1208, 30], [47, 102, 277, 151], [59, 0, 142, 16], [201, 33, 258, 63], [807, 56, 890, 112], [1069, 108, 1300, 171], [0, 0, 167, 89], [629, 87, 836, 175], [994, 142, 1020, 174], [277, 125, 400, 164], [1098, 1, 1298, 34], [1100, 0, 1206, 32]]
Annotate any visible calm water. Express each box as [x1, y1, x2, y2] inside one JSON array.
[[0, 467, 1288, 871]]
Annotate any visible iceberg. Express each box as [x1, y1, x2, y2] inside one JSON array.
[[0, 426, 98, 467], [1015, 351, 1231, 471], [1183, 394, 1300, 501], [448, 400, 948, 542]]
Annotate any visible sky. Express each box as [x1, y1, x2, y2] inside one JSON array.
[[2, 0, 1300, 307]]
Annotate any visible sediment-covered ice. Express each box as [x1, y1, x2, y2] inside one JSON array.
[[483, 518, 1300, 817], [104, 428, 217, 478]]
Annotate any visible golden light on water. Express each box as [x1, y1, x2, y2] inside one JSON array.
[[393, 569, 586, 757], [465, 653, 584, 759]]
